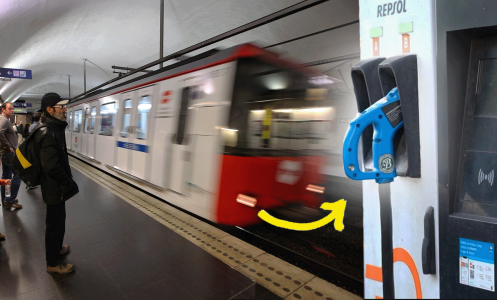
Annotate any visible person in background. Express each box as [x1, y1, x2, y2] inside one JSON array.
[[23, 123, 31, 139], [29, 112, 42, 133], [25, 113, 43, 190], [0, 103, 22, 209], [16, 122, 24, 144], [24, 114, 43, 190]]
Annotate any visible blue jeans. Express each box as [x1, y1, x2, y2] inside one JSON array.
[[2, 153, 21, 203]]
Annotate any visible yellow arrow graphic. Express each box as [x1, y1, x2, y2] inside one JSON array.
[[257, 199, 347, 231]]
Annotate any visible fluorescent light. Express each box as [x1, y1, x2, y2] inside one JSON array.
[[221, 128, 238, 132], [251, 98, 292, 103], [309, 76, 335, 85], [273, 109, 293, 113], [203, 83, 214, 94], [300, 107, 331, 112]]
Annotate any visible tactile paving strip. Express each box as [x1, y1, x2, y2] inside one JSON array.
[[69, 157, 361, 300]]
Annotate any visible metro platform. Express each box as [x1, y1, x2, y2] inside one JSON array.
[[0, 156, 360, 300]]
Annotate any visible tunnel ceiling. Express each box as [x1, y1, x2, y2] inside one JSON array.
[[0, 0, 359, 111]]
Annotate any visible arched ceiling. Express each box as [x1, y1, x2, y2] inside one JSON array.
[[0, 0, 359, 112]]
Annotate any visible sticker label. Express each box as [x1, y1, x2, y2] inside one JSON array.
[[379, 154, 394, 173], [381, 100, 403, 128], [460, 238, 495, 292]]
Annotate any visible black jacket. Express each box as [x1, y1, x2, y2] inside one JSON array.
[[34, 114, 78, 205]]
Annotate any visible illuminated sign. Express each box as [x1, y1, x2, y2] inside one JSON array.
[[13, 108, 27, 114]]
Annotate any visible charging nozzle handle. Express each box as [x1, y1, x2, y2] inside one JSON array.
[[342, 88, 403, 183], [343, 116, 377, 180]]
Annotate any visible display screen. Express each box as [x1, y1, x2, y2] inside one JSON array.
[[476, 59, 497, 117]]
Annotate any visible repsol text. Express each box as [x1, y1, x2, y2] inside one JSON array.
[[377, 0, 407, 17]]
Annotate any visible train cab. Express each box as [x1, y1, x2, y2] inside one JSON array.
[[216, 54, 335, 226]]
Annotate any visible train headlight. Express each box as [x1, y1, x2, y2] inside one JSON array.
[[306, 184, 325, 194], [236, 194, 257, 207]]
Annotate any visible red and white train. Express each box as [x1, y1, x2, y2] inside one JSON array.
[[65, 43, 336, 227]]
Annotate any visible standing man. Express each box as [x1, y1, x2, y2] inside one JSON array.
[[0, 103, 22, 209], [35, 92, 78, 274]]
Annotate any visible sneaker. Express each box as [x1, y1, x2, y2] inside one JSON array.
[[46, 263, 75, 274], [60, 245, 70, 255], [26, 185, 38, 190], [3, 203, 22, 209]]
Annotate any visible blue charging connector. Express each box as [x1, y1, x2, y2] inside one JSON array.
[[342, 87, 403, 184]]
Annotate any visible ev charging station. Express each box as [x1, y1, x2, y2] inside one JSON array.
[[349, 0, 497, 298]]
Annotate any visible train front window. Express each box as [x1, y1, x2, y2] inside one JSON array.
[[226, 57, 334, 152], [136, 96, 151, 140]]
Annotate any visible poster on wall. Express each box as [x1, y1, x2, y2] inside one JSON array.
[[460, 238, 495, 292]]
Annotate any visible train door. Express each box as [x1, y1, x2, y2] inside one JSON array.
[[80, 105, 90, 156], [129, 86, 154, 179], [169, 83, 198, 194], [116, 91, 134, 172], [188, 88, 226, 197], [87, 105, 97, 159], [72, 108, 83, 152]]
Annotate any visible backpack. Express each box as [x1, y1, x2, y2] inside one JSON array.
[[13, 124, 48, 186]]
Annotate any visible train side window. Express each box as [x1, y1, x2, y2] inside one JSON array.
[[99, 102, 116, 136], [90, 106, 96, 134], [67, 111, 73, 131], [121, 99, 132, 138], [136, 95, 152, 140], [175, 87, 189, 145], [84, 107, 89, 133], [73, 110, 82, 132]]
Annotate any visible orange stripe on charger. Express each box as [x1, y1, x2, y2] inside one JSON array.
[[365, 248, 423, 299], [365, 264, 383, 282], [393, 248, 422, 299]]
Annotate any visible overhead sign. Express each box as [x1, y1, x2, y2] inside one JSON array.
[[0, 68, 32, 79], [13, 103, 32, 107]]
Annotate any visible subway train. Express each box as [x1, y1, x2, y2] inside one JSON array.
[[65, 43, 341, 227]]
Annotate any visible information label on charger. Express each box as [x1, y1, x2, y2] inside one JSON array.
[[381, 100, 403, 127], [460, 238, 495, 292]]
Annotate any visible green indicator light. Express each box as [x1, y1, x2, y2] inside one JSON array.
[[398, 22, 413, 34], [370, 27, 383, 38]]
